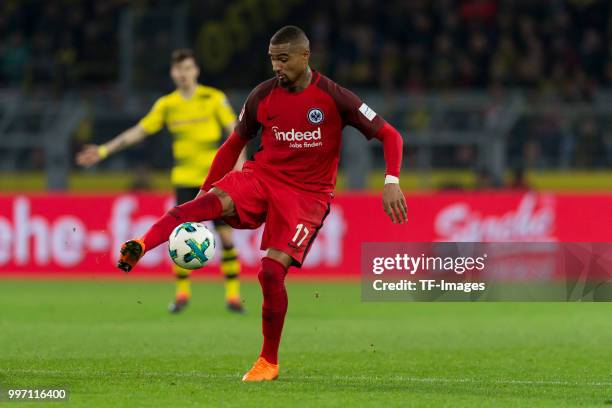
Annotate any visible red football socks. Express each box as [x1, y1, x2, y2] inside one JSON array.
[[258, 257, 289, 365], [141, 192, 222, 251]]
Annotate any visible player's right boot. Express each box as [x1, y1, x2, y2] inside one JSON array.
[[117, 239, 145, 273], [241, 357, 279, 382]]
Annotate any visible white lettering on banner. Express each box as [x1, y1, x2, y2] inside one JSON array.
[[0, 196, 346, 270], [15, 197, 50, 264], [2, 197, 87, 266], [51, 217, 86, 266], [109, 196, 137, 260], [0, 217, 11, 265], [88, 232, 109, 252], [434, 194, 556, 241]]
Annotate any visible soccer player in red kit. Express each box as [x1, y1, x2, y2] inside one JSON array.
[[117, 26, 407, 382]]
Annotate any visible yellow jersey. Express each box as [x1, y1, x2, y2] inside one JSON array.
[[139, 84, 236, 187]]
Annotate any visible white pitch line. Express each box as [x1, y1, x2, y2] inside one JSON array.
[[3, 369, 611, 388], [313, 375, 612, 388]]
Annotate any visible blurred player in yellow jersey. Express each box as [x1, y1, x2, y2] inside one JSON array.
[[76, 49, 246, 314]]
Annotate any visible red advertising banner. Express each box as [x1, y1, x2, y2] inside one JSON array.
[[0, 192, 611, 276]]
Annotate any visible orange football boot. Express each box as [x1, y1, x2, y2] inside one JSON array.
[[241, 357, 279, 382], [117, 239, 145, 273]]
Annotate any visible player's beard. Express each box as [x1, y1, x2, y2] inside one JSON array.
[[277, 74, 291, 88]]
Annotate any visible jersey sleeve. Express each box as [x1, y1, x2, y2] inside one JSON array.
[[214, 91, 237, 129], [333, 85, 385, 139], [138, 97, 166, 134], [234, 84, 267, 140]]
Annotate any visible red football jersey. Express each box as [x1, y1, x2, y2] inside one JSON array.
[[235, 70, 385, 195]]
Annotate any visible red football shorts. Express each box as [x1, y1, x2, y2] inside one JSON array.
[[213, 163, 332, 267]]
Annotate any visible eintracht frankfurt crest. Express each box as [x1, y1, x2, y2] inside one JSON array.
[[307, 108, 324, 124]]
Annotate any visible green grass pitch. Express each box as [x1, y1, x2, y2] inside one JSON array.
[[0, 279, 611, 407]]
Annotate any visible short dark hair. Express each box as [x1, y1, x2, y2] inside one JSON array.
[[171, 48, 196, 65], [270, 25, 309, 46]]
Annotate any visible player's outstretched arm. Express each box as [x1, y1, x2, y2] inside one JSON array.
[[201, 131, 248, 192], [223, 120, 247, 171], [374, 122, 407, 224], [75, 124, 148, 167]]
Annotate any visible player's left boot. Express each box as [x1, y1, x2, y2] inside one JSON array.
[[117, 239, 145, 272], [241, 357, 279, 382], [226, 296, 245, 313]]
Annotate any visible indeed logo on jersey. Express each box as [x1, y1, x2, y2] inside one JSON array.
[[273, 126, 322, 141], [272, 126, 323, 148]]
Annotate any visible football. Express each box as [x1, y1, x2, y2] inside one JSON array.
[[168, 222, 216, 269]]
